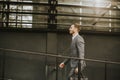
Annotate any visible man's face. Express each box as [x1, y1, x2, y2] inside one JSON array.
[[69, 25, 76, 34]]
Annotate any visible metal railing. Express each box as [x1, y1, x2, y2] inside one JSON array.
[[0, 47, 120, 80], [0, 48, 120, 64]]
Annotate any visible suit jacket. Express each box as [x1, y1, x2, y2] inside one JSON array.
[[63, 34, 86, 70]]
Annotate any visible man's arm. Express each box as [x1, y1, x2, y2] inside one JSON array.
[[76, 38, 85, 60], [59, 59, 70, 69], [76, 37, 86, 71], [63, 58, 70, 65]]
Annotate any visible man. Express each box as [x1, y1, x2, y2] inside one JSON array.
[[59, 23, 86, 80]]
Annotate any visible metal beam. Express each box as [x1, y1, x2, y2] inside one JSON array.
[[0, 1, 120, 11], [0, 21, 120, 27], [57, 13, 120, 20], [57, 3, 120, 11], [0, 1, 48, 6], [0, 10, 120, 20]]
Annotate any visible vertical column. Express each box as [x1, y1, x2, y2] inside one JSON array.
[[1, 0, 6, 27], [47, 33, 57, 54], [46, 32, 58, 80], [6, 0, 10, 27], [48, 0, 57, 29]]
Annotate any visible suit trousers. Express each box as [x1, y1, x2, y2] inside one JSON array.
[[67, 68, 84, 80], [67, 68, 77, 80]]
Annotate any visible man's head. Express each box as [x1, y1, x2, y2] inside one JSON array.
[[69, 23, 81, 35]]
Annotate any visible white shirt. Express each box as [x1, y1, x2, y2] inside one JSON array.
[[72, 33, 78, 40]]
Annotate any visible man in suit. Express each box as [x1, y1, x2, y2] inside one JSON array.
[[59, 23, 86, 80]]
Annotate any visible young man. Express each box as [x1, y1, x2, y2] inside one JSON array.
[[59, 23, 86, 80]]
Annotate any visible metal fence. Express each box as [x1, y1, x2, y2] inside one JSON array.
[[0, 48, 120, 80]]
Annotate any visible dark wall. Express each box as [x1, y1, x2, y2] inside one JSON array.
[[0, 31, 120, 80], [0, 32, 47, 80], [83, 34, 120, 80]]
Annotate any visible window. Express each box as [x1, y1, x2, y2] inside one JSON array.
[[9, 0, 33, 28]]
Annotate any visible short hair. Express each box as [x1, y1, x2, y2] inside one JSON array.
[[73, 23, 81, 32]]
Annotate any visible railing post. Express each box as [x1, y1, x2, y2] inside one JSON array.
[[1, 50, 5, 80], [105, 62, 107, 80], [56, 57, 58, 80], [78, 59, 81, 80]]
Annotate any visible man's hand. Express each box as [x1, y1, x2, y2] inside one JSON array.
[[75, 67, 78, 74], [59, 63, 65, 69]]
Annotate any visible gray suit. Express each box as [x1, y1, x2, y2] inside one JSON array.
[[63, 34, 86, 79]]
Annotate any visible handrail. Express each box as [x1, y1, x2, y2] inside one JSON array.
[[0, 48, 120, 65]]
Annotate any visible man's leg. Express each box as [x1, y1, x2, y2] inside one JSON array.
[[67, 68, 75, 80]]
